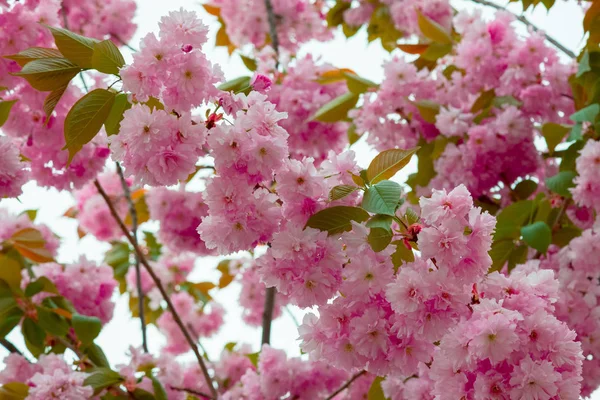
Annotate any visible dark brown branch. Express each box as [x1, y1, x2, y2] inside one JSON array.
[[94, 180, 217, 399], [264, 0, 280, 65], [170, 386, 213, 399], [469, 0, 576, 59], [261, 287, 276, 345], [115, 163, 148, 353], [0, 338, 23, 355], [325, 370, 367, 400]]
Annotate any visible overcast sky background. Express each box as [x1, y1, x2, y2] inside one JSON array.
[[0, 0, 593, 396]]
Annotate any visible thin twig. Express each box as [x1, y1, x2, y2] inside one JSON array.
[[260, 0, 281, 347], [0, 338, 23, 355], [94, 180, 217, 399], [115, 163, 148, 353], [112, 33, 138, 52], [170, 386, 212, 399], [261, 287, 276, 345], [325, 370, 367, 400], [469, 0, 576, 59], [264, 0, 280, 68], [284, 305, 300, 328], [78, 73, 89, 93]]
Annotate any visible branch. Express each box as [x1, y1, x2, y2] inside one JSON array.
[[115, 163, 148, 353], [469, 0, 576, 59], [111, 33, 138, 52], [325, 370, 367, 400], [261, 287, 276, 345], [170, 386, 212, 399], [94, 180, 218, 400], [264, 0, 280, 65], [0, 338, 23, 355]]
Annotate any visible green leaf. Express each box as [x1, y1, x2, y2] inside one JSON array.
[[541, 123, 570, 154], [85, 343, 111, 368], [560, 141, 585, 172], [366, 147, 420, 184], [63, 88, 116, 163], [24, 277, 58, 297], [508, 244, 528, 273], [305, 206, 370, 235], [12, 57, 80, 91], [43, 86, 68, 119], [368, 228, 393, 252], [36, 306, 69, 337], [362, 180, 402, 216], [91, 40, 125, 75], [143, 231, 162, 260], [4, 47, 63, 67], [150, 376, 168, 400], [72, 314, 102, 346], [368, 376, 388, 400], [84, 368, 124, 394], [417, 11, 452, 45], [366, 214, 393, 232], [329, 185, 359, 201], [577, 51, 591, 77], [0, 100, 17, 127], [342, 71, 378, 94], [240, 55, 257, 71], [521, 221, 552, 254], [224, 342, 237, 352], [327, 2, 351, 26], [552, 226, 582, 247], [489, 239, 515, 272], [545, 171, 576, 198], [0, 253, 23, 290], [0, 382, 29, 400], [104, 93, 132, 136], [391, 240, 415, 271], [312, 92, 359, 123], [105, 242, 131, 278], [494, 200, 535, 240], [420, 43, 453, 61], [22, 318, 45, 347], [218, 76, 251, 92], [246, 352, 260, 367], [568, 123, 583, 141], [413, 100, 440, 123], [471, 89, 496, 113], [405, 208, 420, 225], [0, 310, 23, 338], [570, 103, 600, 123], [47, 26, 99, 68], [513, 179, 538, 200]]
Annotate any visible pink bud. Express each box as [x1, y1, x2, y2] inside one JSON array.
[[181, 44, 193, 53], [251, 74, 272, 93]]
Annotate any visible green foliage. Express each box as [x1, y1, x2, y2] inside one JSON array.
[[391, 240, 415, 271], [362, 180, 402, 216], [366, 214, 393, 232], [513, 179, 538, 200], [24, 277, 58, 297], [63, 88, 116, 162], [413, 100, 440, 123], [4, 47, 63, 67], [366, 147, 419, 184], [91, 40, 125, 75], [489, 239, 515, 272], [0, 382, 29, 400], [0, 253, 22, 290], [541, 123, 570, 154], [12, 58, 80, 91], [22, 318, 45, 349], [240, 55, 257, 71], [471, 89, 495, 113], [150, 376, 168, 400], [311, 92, 359, 122], [368, 376, 389, 400], [47, 26, 99, 68], [84, 368, 124, 394], [43, 86, 68, 119], [36, 306, 69, 337], [72, 314, 102, 346], [104, 93, 132, 136], [545, 171, 576, 198], [329, 185, 359, 201], [143, 231, 163, 260], [367, 228, 393, 252], [417, 11, 452, 45], [85, 343, 111, 368], [218, 76, 251, 92], [521, 221, 552, 254], [305, 206, 370, 235], [343, 71, 379, 94], [0, 100, 18, 127], [0, 309, 23, 339], [494, 200, 535, 240]]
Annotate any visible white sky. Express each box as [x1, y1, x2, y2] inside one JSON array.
[[0, 0, 593, 396]]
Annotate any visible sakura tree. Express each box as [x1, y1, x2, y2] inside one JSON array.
[[0, 0, 598, 399]]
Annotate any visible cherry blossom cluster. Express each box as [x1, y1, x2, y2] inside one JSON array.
[[0, 209, 59, 254], [541, 226, 600, 397], [146, 187, 214, 255], [207, 0, 331, 53], [0, 135, 29, 198], [266, 56, 349, 164], [238, 260, 287, 326], [73, 171, 130, 241], [571, 139, 600, 212], [352, 10, 573, 197], [60, 0, 136, 43]]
